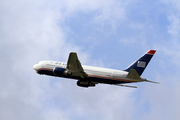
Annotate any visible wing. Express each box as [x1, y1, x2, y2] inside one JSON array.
[[66, 52, 89, 79]]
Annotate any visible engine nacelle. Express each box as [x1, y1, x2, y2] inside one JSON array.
[[53, 67, 65, 76], [53, 67, 64, 76], [63, 70, 72, 76], [77, 80, 95, 87], [53, 67, 72, 76]]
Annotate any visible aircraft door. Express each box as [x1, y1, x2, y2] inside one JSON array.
[[105, 73, 112, 77], [41, 63, 45, 68], [113, 72, 118, 78], [113, 72, 121, 78]]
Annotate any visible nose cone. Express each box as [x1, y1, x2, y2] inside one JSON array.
[[33, 64, 39, 71]]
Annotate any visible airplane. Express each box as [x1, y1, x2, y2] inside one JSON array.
[[33, 50, 158, 88]]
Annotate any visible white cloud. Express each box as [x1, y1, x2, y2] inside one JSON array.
[[0, 0, 133, 119], [60, 0, 127, 32], [167, 15, 180, 38], [136, 76, 180, 120], [57, 83, 135, 120], [153, 0, 180, 66], [0, 0, 69, 119], [3, 0, 180, 120], [135, 1, 180, 119]]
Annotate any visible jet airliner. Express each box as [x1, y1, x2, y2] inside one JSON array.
[[33, 50, 158, 88]]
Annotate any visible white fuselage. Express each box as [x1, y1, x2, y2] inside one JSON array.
[[33, 61, 143, 84]]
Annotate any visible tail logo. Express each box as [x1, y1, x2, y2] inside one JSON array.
[[137, 61, 146, 68]]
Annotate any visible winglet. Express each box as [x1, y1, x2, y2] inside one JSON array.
[[126, 69, 140, 79]]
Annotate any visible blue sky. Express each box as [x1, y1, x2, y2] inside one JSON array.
[[1, 0, 180, 120]]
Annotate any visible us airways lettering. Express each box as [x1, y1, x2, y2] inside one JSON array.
[[55, 62, 67, 66]]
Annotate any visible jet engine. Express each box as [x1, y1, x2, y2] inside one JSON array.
[[77, 80, 95, 87], [53, 67, 72, 76]]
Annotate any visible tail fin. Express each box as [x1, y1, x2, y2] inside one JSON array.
[[124, 50, 156, 76]]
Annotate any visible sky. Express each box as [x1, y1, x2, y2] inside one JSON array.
[[0, 0, 180, 120]]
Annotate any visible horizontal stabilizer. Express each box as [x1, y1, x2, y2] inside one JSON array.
[[126, 69, 140, 79], [145, 79, 159, 84], [115, 84, 137, 88]]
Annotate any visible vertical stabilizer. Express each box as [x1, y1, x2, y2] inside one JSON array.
[[123, 50, 156, 76]]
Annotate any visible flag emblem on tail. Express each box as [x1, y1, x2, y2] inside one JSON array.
[[137, 61, 146, 68]]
